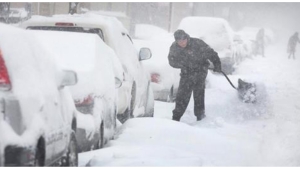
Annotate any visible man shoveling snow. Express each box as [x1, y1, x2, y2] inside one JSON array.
[[168, 29, 222, 122]]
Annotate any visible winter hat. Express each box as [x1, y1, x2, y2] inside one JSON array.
[[174, 29, 188, 41]]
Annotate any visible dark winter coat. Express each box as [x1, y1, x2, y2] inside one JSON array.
[[288, 33, 300, 52], [256, 28, 264, 44], [168, 35, 221, 76]]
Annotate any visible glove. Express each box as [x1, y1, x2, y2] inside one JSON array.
[[213, 65, 222, 73]]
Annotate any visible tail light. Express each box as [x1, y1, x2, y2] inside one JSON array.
[[55, 22, 74, 26], [75, 94, 94, 106], [0, 49, 11, 90], [151, 73, 161, 83]]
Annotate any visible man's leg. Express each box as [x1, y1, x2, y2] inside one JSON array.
[[293, 48, 296, 59], [193, 87, 205, 121], [172, 76, 193, 121], [293, 52, 296, 59], [289, 48, 294, 59], [292, 50, 295, 59], [193, 72, 207, 121]]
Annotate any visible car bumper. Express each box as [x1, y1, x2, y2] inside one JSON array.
[[153, 89, 171, 101], [4, 145, 35, 166], [117, 83, 131, 115], [151, 83, 177, 102], [75, 128, 99, 153]]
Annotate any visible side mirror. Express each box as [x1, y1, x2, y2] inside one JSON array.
[[115, 77, 122, 89], [139, 47, 152, 61], [59, 70, 77, 89]]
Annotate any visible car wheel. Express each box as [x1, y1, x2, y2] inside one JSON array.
[[117, 82, 136, 123], [34, 140, 45, 166], [167, 86, 175, 102], [113, 108, 117, 129], [96, 122, 104, 149], [129, 83, 136, 118], [144, 82, 154, 117], [65, 131, 78, 166]]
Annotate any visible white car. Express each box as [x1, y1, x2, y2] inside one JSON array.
[[0, 23, 78, 166], [32, 30, 123, 153], [21, 13, 155, 123], [133, 29, 180, 102], [178, 16, 244, 74]]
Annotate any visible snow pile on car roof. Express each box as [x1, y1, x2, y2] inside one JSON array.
[[23, 13, 128, 35], [178, 16, 234, 52], [33, 30, 117, 101]]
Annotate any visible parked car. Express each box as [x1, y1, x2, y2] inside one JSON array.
[[0, 23, 78, 166], [32, 30, 123, 153], [21, 13, 155, 123], [178, 16, 247, 74], [133, 24, 180, 102]]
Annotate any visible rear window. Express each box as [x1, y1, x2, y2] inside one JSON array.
[[27, 26, 105, 41]]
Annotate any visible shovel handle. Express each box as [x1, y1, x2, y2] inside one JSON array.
[[208, 68, 237, 90]]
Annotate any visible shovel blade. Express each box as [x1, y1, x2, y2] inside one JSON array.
[[237, 79, 257, 103]]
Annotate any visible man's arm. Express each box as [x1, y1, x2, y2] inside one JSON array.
[[168, 44, 185, 69], [199, 40, 222, 72], [207, 47, 222, 72]]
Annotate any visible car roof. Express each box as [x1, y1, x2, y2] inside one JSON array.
[[0, 23, 56, 68], [34, 30, 98, 71], [31, 29, 117, 100], [21, 13, 129, 34], [178, 16, 234, 35]]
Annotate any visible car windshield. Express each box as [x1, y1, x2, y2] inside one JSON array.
[[27, 26, 104, 41]]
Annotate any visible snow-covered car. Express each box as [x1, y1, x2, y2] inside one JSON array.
[[133, 24, 180, 102], [8, 8, 30, 24], [0, 23, 78, 166], [21, 13, 155, 123], [32, 30, 123, 153], [178, 16, 245, 74], [0, 7, 30, 24]]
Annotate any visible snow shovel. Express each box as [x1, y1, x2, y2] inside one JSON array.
[[208, 68, 257, 103]]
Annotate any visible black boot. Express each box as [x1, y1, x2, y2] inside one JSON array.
[[172, 116, 181, 122], [196, 114, 206, 121]]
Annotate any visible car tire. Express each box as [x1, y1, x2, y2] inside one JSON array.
[[117, 82, 136, 123], [129, 82, 136, 118], [34, 140, 45, 166], [65, 131, 78, 166], [96, 122, 104, 149], [144, 82, 154, 117], [167, 86, 175, 103]]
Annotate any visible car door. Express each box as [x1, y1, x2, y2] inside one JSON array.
[[41, 73, 68, 162], [121, 34, 149, 111], [52, 92, 69, 158], [50, 75, 72, 159]]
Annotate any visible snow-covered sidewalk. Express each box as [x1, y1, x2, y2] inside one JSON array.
[[79, 42, 300, 166]]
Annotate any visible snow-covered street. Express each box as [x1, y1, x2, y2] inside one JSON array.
[[79, 41, 300, 166], [3, 2, 300, 167]]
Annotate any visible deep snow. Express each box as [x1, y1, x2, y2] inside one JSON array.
[[78, 39, 300, 166]]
